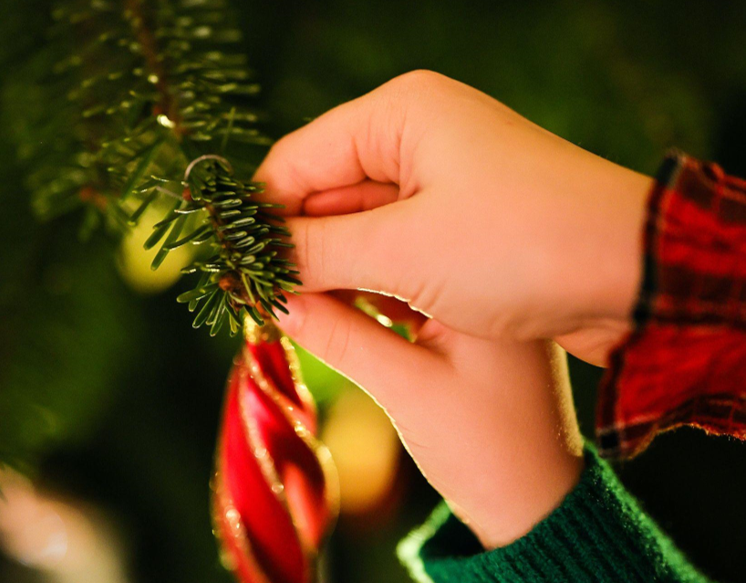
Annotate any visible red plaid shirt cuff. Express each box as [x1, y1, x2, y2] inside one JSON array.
[[597, 151, 746, 459]]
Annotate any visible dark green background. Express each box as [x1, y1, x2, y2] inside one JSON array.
[[0, 1, 744, 582]]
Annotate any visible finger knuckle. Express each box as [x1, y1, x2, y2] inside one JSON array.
[[377, 70, 446, 110], [369, 204, 417, 295], [323, 316, 354, 368], [353, 211, 397, 291], [311, 219, 329, 286], [295, 219, 331, 290], [291, 219, 307, 266], [390, 69, 444, 91]]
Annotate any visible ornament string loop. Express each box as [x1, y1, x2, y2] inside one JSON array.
[[184, 154, 233, 182]]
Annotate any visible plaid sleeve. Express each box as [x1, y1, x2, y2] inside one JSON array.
[[597, 151, 746, 459]]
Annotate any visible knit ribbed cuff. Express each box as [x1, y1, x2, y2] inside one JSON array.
[[398, 446, 709, 583]]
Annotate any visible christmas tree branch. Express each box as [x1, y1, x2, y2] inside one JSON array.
[[10, 0, 297, 334]]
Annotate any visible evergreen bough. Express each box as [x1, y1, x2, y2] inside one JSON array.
[[10, 0, 298, 334]]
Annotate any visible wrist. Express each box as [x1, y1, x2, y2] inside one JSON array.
[[464, 449, 584, 550], [595, 166, 652, 321], [567, 155, 653, 326]]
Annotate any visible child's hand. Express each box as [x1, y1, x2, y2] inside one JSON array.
[[277, 293, 583, 548], [257, 71, 653, 365], [262, 72, 604, 545]]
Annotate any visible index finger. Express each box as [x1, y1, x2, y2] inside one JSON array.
[[252, 80, 407, 215]]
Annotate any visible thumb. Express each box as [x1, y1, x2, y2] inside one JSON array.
[[286, 202, 410, 296], [276, 293, 442, 410]]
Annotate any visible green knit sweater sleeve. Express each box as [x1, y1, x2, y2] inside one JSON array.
[[398, 446, 714, 583]]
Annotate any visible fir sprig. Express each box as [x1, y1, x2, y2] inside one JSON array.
[[8, 0, 295, 334], [155, 156, 299, 333]]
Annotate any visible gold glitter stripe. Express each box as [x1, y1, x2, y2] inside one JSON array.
[[237, 363, 311, 583], [211, 450, 272, 583], [246, 349, 340, 550]]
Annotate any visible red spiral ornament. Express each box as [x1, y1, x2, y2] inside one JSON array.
[[212, 322, 339, 583]]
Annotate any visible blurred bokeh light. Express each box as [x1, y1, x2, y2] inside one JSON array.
[[0, 469, 128, 583], [0, 1, 743, 582]]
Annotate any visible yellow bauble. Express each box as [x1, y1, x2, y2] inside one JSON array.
[[116, 205, 195, 295]]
